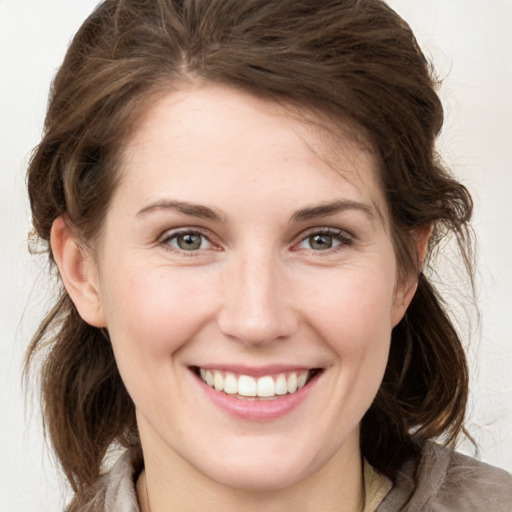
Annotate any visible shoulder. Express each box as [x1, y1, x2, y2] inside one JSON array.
[[66, 448, 142, 512], [379, 441, 512, 512], [424, 442, 512, 510]]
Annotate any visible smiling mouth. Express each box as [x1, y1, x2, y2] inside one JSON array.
[[193, 367, 322, 400]]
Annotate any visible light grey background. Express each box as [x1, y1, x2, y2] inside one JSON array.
[[1, 1, 511, 510]]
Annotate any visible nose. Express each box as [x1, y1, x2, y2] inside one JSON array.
[[217, 251, 298, 347]]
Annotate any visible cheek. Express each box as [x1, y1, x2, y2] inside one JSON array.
[[302, 264, 397, 347], [298, 264, 396, 396], [99, 263, 216, 384], [98, 265, 218, 425]]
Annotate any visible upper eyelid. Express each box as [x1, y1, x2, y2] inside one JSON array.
[[297, 226, 354, 240], [159, 226, 212, 242]]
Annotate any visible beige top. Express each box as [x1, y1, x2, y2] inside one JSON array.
[[362, 459, 392, 512], [67, 441, 512, 511]]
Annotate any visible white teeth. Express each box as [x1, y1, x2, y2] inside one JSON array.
[[275, 374, 288, 395], [238, 375, 257, 397], [287, 373, 298, 393], [297, 371, 308, 389], [213, 370, 224, 391], [224, 372, 238, 394], [198, 368, 312, 398], [257, 376, 275, 397]]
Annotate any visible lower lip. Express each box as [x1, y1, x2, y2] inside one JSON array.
[[195, 373, 319, 421]]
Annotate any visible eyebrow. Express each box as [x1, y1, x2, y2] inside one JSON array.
[[136, 200, 225, 222], [290, 200, 375, 223], [136, 198, 375, 224]]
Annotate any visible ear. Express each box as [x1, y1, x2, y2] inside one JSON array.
[[391, 224, 432, 327], [415, 224, 432, 271], [51, 216, 106, 327]]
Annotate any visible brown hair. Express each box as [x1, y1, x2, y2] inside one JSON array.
[[26, 0, 473, 504]]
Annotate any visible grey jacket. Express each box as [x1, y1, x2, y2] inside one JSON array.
[[73, 442, 512, 511]]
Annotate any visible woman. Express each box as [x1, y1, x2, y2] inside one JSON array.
[[26, 0, 512, 510]]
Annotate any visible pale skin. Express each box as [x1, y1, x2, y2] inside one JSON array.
[[51, 84, 429, 512]]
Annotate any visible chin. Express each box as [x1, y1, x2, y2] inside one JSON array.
[[204, 458, 313, 493], [183, 434, 333, 494]]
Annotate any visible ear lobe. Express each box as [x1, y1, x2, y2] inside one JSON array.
[[50, 216, 106, 327], [391, 224, 432, 327]]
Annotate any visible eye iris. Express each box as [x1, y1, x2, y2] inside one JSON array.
[[309, 234, 333, 250], [177, 233, 202, 250]]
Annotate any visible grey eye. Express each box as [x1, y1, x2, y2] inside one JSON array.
[[307, 234, 337, 250], [167, 232, 211, 251], [297, 231, 349, 251]]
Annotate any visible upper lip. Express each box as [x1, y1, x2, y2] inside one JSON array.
[[190, 364, 319, 377]]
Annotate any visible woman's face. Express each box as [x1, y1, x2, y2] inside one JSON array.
[[84, 84, 415, 491]]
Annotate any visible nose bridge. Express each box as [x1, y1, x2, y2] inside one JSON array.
[[218, 245, 296, 346]]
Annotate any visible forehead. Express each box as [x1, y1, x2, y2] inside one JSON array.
[[117, 84, 386, 220]]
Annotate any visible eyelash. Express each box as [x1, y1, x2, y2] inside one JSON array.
[[159, 228, 215, 255], [294, 227, 354, 253], [158, 227, 354, 255]]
